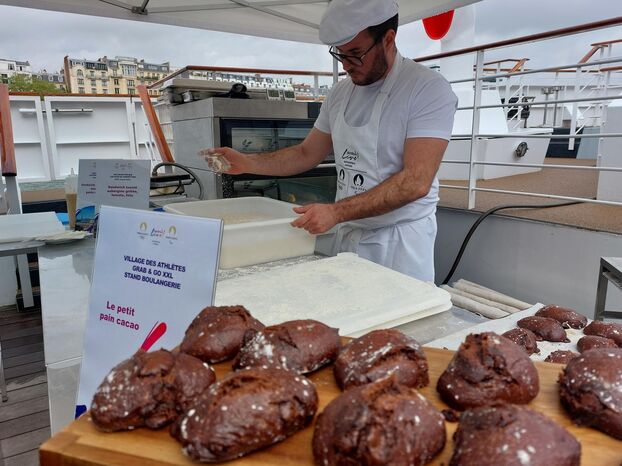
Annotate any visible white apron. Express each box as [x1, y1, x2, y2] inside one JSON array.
[[331, 52, 437, 282]]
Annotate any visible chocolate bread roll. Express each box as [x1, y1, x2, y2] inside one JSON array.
[[544, 350, 579, 364], [333, 329, 428, 391], [535, 305, 587, 329], [502, 327, 540, 355], [313, 376, 445, 466], [91, 349, 215, 432], [583, 320, 622, 347], [559, 348, 622, 439], [450, 404, 581, 466], [577, 335, 618, 353], [437, 332, 539, 410], [180, 305, 264, 363], [517, 316, 570, 342], [233, 319, 340, 374], [172, 367, 318, 462]]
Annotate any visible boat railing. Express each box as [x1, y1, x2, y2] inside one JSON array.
[[413, 16, 622, 209], [150, 65, 340, 101]]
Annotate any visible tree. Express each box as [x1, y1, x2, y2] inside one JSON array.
[[8, 74, 64, 95], [31, 77, 64, 95]]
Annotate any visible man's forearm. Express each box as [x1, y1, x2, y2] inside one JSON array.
[[247, 144, 319, 176], [333, 169, 430, 223]]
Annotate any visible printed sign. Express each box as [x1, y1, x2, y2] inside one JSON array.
[[76, 159, 150, 230], [76, 205, 222, 415]]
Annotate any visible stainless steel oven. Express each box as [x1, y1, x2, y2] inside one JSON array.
[[169, 97, 336, 203]]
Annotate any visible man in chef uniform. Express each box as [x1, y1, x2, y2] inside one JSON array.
[[205, 0, 457, 282]]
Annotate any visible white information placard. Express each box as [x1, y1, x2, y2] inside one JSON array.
[[76, 205, 222, 415], [77, 159, 151, 212], [76, 159, 98, 210]]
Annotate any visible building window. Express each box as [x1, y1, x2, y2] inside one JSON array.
[[129, 88, 135, 95], [101, 71, 106, 78], [113, 78, 119, 85], [78, 87, 85, 94], [121, 65, 136, 76], [91, 88, 97, 94], [8, 64, 15, 70], [90, 70, 95, 77], [91, 79, 97, 86], [77, 78, 84, 85], [114, 88, 120, 94], [127, 80, 135, 87], [102, 88, 108, 94], [77, 69, 83, 76]]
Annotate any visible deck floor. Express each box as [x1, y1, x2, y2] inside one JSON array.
[[0, 305, 48, 466], [439, 158, 622, 234]]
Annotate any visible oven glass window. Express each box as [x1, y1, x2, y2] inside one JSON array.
[[222, 119, 336, 202]]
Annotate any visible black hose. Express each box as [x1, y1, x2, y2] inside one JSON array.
[[441, 201, 584, 285]]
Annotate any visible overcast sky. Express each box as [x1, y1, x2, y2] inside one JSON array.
[[0, 0, 620, 81]]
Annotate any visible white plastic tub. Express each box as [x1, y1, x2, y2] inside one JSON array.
[[163, 197, 316, 268]]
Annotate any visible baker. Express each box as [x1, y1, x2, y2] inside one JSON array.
[[202, 0, 457, 282]]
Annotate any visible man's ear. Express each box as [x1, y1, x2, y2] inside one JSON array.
[[383, 29, 396, 48]]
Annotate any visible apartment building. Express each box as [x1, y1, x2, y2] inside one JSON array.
[[0, 58, 32, 83], [31, 70, 66, 91], [63, 55, 170, 95]]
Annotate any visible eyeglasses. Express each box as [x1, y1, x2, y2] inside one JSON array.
[[329, 39, 380, 66]]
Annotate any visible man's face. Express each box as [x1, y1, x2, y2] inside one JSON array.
[[335, 31, 389, 86]]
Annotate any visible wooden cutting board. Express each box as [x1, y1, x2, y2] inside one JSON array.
[[40, 347, 622, 466]]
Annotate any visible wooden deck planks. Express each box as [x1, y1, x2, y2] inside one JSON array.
[[0, 411, 51, 440], [4, 449, 40, 466], [0, 382, 47, 407], [0, 305, 49, 466], [0, 396, 49, 423], [2, 342, 44, 359], [1, 427, 50, 458]]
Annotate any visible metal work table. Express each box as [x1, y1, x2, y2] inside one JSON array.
[[594, 257, 622, 321], [38, 238, 487, 434]]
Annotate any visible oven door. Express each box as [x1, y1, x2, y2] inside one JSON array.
[[219, 118, 336, 201]]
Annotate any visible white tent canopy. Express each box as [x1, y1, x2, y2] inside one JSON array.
[[1, 0, 480, 44]]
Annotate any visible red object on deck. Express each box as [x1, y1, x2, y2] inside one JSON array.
[[423, 10, 455, 40]]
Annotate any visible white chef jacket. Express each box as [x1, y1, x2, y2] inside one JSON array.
[[314, 50, 457, 281]]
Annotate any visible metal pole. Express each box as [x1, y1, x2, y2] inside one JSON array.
[[552, 79, 559, 127], [569, 67, 581, 150], [313, 73, 319, 101], [542, 91, 549, 126], [332, 58, 339, 85], [468, 50, 484, 210], [597, 44, 613, 169]]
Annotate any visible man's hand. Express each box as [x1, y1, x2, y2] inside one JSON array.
[[291, 203, 340, 234], [198, 147, 253, 175]]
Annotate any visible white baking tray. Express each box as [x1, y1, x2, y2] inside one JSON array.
[[163, 197, 316, 268], [215, 253, 452, 337]]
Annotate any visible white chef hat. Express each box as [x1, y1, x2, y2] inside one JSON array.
[[319, 0, 399, 47]]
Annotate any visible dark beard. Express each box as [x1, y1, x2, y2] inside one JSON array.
[[352, 50, 388, 86]]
